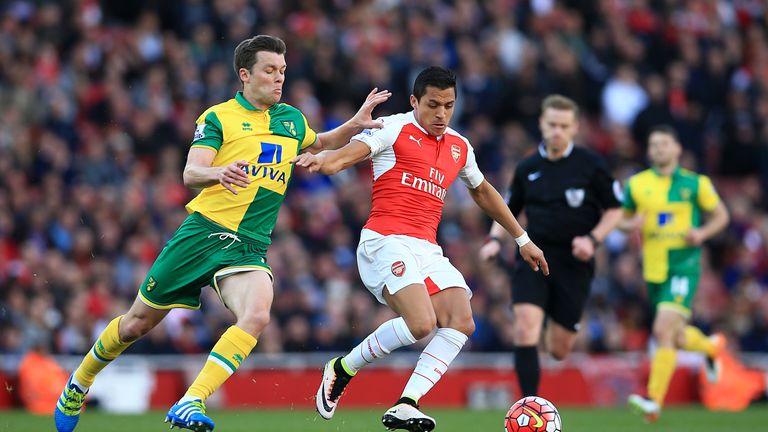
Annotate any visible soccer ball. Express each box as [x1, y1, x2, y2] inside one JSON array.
[[504, 396, 561, 432]]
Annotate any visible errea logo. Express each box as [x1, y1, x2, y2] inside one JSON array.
[[232, 353, 244, 366], [242, 122, 253, 131]]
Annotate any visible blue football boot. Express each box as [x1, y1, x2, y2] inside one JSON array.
[[54, 374, 88, 432], [165, 398, 215, 431]]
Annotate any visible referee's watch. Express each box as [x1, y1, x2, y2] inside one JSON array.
[[588, 232, 601, 247]]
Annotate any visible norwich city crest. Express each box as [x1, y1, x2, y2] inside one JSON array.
[[282, 121, 296, 136]]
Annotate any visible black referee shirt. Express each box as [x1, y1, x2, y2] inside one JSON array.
[[507, 143, 622, 246]]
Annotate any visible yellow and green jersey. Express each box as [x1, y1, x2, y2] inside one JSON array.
[[623, 167, 720, 283], [185, 91, 317, 244]]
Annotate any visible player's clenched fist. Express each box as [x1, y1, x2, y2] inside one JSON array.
[[520, 242, 549, 276], [218, 159, 251, 194]]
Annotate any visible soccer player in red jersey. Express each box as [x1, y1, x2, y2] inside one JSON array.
[[293, 66, 548, 432]]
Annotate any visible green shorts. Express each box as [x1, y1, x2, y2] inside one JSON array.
[[647, 273, 700, 318], [138, 212, 272, 310]]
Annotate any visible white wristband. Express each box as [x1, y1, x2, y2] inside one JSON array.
[[515, 231, 530, 247]]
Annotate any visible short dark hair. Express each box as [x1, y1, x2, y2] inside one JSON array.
[[413, 66, 457, 100], [233, 35, 286, 83], [649, 124, 679, 142], [541, 94, 580, 117]]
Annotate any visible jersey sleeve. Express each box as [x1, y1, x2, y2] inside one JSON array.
[[351, 115, 400, 157], [300, 114, 317, 150], [507, 167, 525, 217], [590, 155, 622, 209], [458, 141, 485, 189], [697, 175, 720, 211], [622, 179, 636, 212], [191, 111, 224, 152]]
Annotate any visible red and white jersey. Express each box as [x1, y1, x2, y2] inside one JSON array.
[[353, 111, 484, 244]]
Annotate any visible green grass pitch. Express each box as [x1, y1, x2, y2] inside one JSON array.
[[3, 406, 767, 432]]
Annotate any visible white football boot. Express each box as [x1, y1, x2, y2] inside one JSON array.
[[628, 394, 660, 423], [315, 357, 353, 420]]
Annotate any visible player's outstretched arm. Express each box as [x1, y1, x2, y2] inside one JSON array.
[[291, 140, 371, 175], [312, 88, 391, 151], [469, 180, 549, 275], [183, 147, 250, 195]]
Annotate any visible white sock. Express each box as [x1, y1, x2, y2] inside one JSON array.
[[71, 375, 89, 392], [179, 395, 200, 403], [343, 317, 417, 372], [401, 327, 467, 402]]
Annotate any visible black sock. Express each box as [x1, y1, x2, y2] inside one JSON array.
[[397, 396, 418, 407], [333, 357, 352, 378], [514, 345, 540, 397]]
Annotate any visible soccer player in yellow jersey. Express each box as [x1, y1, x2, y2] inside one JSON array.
[[622, 125, 730, 422], [54, 35, 391, 432]]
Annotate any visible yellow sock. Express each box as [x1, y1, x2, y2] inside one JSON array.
[[74, 316, 133, 387], [185, 326, 257, 401], [682, 326, 715, 357], [647, 347, 676, 406]]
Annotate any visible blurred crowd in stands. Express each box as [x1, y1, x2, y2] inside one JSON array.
[[2, 0, 768, 358]]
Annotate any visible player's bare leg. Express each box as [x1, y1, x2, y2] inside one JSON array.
[[545, 321, 577, 361], [166, 271, 271, 432], [383, 283, 439, 340]]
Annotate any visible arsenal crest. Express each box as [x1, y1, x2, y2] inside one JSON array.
[[391, 261, 405, 277], [451, 144, 461, 162]]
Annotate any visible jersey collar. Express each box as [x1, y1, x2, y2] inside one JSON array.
[[651, 165, 681, 177], [538, 142, 574, 159], [235, 91, 266, 112]]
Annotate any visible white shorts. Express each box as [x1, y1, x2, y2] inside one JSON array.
[[356, 229, 471, 305]]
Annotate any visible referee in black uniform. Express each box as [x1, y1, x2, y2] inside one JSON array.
[[480, 95, 623, 397]]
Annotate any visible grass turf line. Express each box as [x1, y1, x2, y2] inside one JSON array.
[[4, 406, 768, 432]]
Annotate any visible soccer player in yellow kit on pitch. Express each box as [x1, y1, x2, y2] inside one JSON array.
[[54, 35, 390, 432], [621, 125, 729, 422]]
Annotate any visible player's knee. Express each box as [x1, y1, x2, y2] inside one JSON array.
[[119, 316, 154, 341], [238, 308, 270, 336], [455, 317, 475, 336], [453, 317, 475, 337], [652, 326, 675, 346], [512, 321, 539, 345], [674, 331, 687, 347], [407, 317, 437, 340], [549, 345, 570, 361], [439, 312, 475, 336]]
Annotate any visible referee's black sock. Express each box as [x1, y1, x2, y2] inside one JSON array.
[[514, 345, 540, 397]]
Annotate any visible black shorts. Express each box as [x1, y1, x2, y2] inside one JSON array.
[[512, 246, 594, 332]]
